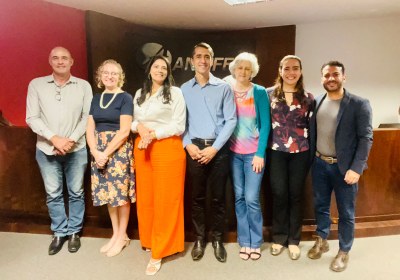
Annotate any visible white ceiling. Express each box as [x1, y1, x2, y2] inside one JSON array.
[[45, 0, 400, 30]]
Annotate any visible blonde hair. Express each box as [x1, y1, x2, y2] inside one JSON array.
[[229, 52, 260, 79], [95, 59, 125, 88]]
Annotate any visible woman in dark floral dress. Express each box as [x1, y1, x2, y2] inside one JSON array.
[[86, 59, 135, 257], [267, 55, 314, 260]]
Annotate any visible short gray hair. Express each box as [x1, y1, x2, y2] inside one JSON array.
[[229, 52, 260, 79]]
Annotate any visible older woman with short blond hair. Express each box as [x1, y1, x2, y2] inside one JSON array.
[[228, 52, 271, 260]]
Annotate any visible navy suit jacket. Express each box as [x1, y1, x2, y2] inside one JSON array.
[[310, 89, 373, 175]]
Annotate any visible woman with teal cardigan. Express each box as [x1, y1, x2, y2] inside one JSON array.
[[227, 52, 271, 260]]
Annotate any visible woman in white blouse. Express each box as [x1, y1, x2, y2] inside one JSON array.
[[131, 55, 186, 276]]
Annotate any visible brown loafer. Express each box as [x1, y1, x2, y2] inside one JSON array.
[[307, 235, 329, 259], [330, 250, 349, 272]]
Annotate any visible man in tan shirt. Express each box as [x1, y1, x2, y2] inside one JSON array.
[[26, 47, 92, 255]]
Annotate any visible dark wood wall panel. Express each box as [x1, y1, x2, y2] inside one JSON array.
[[85, 11, 295, 94], [84, 11, 296, 240], [356, 129, 400, 218]]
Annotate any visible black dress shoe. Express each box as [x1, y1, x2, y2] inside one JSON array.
[[191, 240, 206, 261], [68, 233, 81, 253], [212, 240, 227, 263], [49, 235, 67, 255]]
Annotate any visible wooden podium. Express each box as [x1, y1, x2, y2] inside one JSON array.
[[1, 127, 399, 241]]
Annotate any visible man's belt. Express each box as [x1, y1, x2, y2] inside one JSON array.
[[316, 151, 337, 164], [192, 138, 215, 146]]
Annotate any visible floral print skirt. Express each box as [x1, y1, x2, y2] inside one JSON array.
[[91, 131, 136, 207]]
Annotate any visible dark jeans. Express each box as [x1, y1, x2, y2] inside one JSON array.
[[311, 157, 358, 252], [269, 150, 310, 246], [186, 144, 230, 241]]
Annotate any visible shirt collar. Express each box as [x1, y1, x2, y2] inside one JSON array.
[[190, 72, 219, 87], [46, 74, 77, 85]]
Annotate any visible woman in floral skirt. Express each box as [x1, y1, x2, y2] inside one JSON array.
[[86, 59, 135, 257]]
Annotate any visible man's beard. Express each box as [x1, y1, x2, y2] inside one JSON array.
[[323, 81, 342, 92]]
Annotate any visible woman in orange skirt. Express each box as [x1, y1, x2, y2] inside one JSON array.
[[131, 55, 186, 276]]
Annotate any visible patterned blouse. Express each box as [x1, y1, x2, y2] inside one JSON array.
[[268, 88, 314, 153], [230, 87, 259, 154]]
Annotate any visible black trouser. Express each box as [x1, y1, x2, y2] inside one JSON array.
[[269, 150, 310, 246], [186, 142, 230, 242]]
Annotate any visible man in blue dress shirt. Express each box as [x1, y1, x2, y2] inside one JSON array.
[[181, 42, 237, 263]]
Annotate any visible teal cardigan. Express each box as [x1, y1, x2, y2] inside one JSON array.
[[253, 84, 271, 158]]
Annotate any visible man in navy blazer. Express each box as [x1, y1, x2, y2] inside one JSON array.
[[307, 61, 373, 272]]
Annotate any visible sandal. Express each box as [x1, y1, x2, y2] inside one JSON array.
[[239, 247, 250, 260], [145, 259, 162, 276], [250, 248, 261, 260], [142, 247, 151, 252]]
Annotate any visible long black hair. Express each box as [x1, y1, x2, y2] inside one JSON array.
[[136, 55, 174, 106], [271, 55, 306, 104]]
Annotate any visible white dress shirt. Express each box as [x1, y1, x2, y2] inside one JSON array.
[[131, 86, 186, 139]]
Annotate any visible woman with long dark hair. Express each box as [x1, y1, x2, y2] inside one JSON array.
[[131, 55, 186, 275], [268, 55, 314, 260]]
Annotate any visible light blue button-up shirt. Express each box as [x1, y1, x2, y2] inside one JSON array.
[[181, 73, 237, 150]]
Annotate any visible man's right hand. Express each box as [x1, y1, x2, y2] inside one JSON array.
[[50, 135, 74, 155], [185, 144, 201, 161]]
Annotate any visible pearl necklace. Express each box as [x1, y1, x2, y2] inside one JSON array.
[[100, 92, 118, 109]]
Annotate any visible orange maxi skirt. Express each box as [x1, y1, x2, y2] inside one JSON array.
[[134, 135, 186, 259]]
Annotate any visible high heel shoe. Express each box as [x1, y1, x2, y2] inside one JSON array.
[[100, 239, 114, 254], [106, 238, 130, 257], [145, 258, 162, 276]]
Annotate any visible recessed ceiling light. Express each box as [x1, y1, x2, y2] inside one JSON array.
[[224, 0, 267, 6]]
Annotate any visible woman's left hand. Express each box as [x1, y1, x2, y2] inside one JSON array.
[[93, 150, 108, 169], [252, 156, 264, 173], [138, 131, 155, 150]]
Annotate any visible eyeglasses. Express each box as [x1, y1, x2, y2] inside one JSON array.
[[55, 86, 61, 101], [102, 71, 120, 77]]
